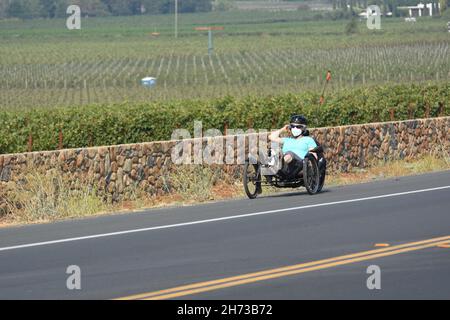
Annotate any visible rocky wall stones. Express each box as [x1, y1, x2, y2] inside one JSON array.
[[0, 117, 448, 198]]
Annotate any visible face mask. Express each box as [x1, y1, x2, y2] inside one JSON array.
[[291, 128, 303, 137]]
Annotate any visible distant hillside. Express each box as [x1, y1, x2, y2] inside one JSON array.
[[0, 0, 213, 19], [235, 1, 333, 11]]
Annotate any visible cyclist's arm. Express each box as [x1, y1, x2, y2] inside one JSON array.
[[269, 125, 289, 144], [308, 138, 319, 160], [308, 138, 318, 150]]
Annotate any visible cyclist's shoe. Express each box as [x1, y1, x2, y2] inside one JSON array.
[[256, 184, 263, 194]]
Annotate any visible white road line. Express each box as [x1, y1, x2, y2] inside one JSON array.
[[0, 185, 449, 253]]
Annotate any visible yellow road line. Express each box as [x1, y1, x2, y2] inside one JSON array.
[[117, 235, 450, 300], [146, 239, 450, 300], [375, 243, 390, 247]]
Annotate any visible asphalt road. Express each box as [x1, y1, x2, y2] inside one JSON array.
[[0, 171, 449, 300]]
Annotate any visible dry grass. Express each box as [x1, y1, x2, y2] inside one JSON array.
[[327, 155, 449, 186], [0, 167, 108, 224], [168, 165, 226, 202]]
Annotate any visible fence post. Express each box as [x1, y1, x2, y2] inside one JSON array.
[[247, 118, 253, 129], [89, 129, 93, 148], [59, 127, 63, 150], [408, 103, 415, 119], [389, 109, 395, 121], [28, 133, 33, 153]]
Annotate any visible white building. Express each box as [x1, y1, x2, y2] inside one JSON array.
[[399, 2, 441, 17]]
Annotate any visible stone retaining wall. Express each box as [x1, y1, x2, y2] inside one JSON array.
[[1, 117, 449, 201]]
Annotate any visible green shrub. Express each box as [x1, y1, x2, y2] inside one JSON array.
[[0, 83, 448, 154]]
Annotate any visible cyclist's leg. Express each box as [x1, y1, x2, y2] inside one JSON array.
[[288, 152, 303, 177], [277, 153, 291, 178], [280, 152, 303, 178]]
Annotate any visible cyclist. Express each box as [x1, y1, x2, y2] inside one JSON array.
[[269, 115, 318, 179]]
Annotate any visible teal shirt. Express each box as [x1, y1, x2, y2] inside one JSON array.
[[282, 137, 317, 159]]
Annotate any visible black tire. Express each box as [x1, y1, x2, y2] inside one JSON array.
[[243, 160, 262, 199], [303, 155, 320, 195], [317, 167, 326, 193]]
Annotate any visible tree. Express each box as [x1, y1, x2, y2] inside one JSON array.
[[6, 1, 27, 18], [194, 0, 213, 12], [439, 0, 447, 12], [212, 0, 235, 12], [101, 0, 132, 15], [40, 0, 58, 18], [0, 0, 8, 18], [159, 0, 212, 14], [141, 0, 166, 14], [0, 0, 213, 19], [76, 0, 110, 16], [6, 0, 43, 19]]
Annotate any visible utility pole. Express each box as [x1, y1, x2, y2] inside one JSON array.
[[208, 29, 213, 56], [175, 0, 178, 38], [194, 26, 225, 56]]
